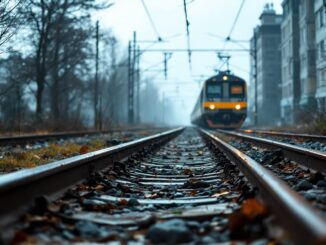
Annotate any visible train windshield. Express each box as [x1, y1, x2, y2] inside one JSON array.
[[206, 84, 222, 98], [206, 81, 245, 99]]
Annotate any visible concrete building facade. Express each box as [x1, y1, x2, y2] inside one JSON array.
[[249, 4, 282, 126], [299, 0, 316, 112], [249, 34, 257, 125], [315, 0, 326, 111], [280, 0, 300, 124]]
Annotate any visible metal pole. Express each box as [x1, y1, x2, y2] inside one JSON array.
[[162, 92, 165, 125], [164, 53, 168, 80], [131, 31, 136, 124], [128, 41, 133, 124], [136, 46, 140, 123], [254, 31, 258, 126], [94, 21, 99, 129]]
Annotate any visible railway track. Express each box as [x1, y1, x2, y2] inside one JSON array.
[[0, 127, 325, 244], [239, 129, 326, 153], [219, 129, 326, 173], [0, 127, 164, 147], [240, 129, 326, 141]]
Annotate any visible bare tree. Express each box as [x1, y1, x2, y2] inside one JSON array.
[[0, 0, 23, 48], [22, 0, 112, 122], [0, 52, 33, 130]]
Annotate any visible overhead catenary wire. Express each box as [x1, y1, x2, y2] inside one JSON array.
[[217, 0, 247, 71], [206, 32, 249, 50], [227, 0, 246, 40], [183, 0, 192, 71], [140, 0, 162, 41]]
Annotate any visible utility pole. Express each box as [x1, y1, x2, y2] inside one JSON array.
[[110, 38, 116, 70], [162, 92, 165, 125], [132, 31, 137, 124], [253, 32, 258, 126], [163, 52, 172, 80], [128, 31, 137, 124], [128, 41, 133, 124], [94, 21, 100, 130], [136, 46, 140, 123], [164, 53, 168, 80]]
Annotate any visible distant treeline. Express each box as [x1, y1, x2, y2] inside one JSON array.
[[0, 0, 172, 132]]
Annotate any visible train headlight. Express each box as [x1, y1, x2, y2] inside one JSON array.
[[209, 104, 215, 110], [235, 104, 241, 110]]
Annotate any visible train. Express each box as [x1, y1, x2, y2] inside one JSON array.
[[191, 71, 247, 129]]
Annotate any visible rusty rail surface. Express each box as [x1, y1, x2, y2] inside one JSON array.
[[199, 129, 326, 245], [239, 129, 326, 141], [0, 126, 167, 146], [218, 130, 326, 173], [0, 127, 184, 228]]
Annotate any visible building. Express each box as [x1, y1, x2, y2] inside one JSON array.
[[280, 0, 300, 124], [298, 0, 316, 115], [249, 35, 257, 125], [249, 4, 282, 126], [315, 0, 326, 111]]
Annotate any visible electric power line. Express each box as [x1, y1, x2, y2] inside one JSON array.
[[183, 0, 192, 71], [140, 0, 162, 41], [227, 0, 246, 40], [217, 0, 247, 71]]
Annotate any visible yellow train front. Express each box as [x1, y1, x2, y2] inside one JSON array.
[[191, 72, 247, 129]]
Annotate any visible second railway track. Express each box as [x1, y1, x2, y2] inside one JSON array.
[[0, 127, 325, 244]]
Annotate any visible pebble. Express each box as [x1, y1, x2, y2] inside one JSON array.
[[128, 198, 140, 206], [186, 221, 201, 230], [200, 236, 216, 244], [250, 239, 270, 245], [260, 150, 283, 165], [316, 194, 326, 203], [183, 180, 210, 188], [146, 219, 193, 244], [295, 180, 313, 191], [317, 180, 326, 188], [201, 221, 212, 232], [107, 139, 121, 146], [75, 221, 100, 238], [174, 192, 184, 198]]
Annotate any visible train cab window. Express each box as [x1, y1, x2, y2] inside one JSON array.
[[231, 85, 243, 94], [206, 84, 221, 98], [230, 83, 245, 98]]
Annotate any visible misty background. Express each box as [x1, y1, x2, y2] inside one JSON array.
[[0, 0, 282, 132]]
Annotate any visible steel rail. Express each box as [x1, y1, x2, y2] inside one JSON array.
[[239, 129, 326, 141], [0, 127, 184, 228], [0, 127, 166, 146], [199, 129, 326, 245], [218, 130, 326, 173]]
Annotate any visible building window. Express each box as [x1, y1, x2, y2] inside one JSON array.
[[322, 71, 326, 86], [318, 70, 326, 87], [320, 9, 324, 28], [320, 40, 325, 59]]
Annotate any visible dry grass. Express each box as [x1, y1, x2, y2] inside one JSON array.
[[311, 113, 326, 134], [0, 139, 106, 173]]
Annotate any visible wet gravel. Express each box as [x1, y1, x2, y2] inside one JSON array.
[[5, 128, 286, 244], [219, 133, 326, 213]]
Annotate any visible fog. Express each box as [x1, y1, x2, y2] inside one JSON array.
[[95, 0, 283, 126], [0, 1, 284, 132]]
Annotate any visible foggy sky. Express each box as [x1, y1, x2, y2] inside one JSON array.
[[95, 0, 283, 125]]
